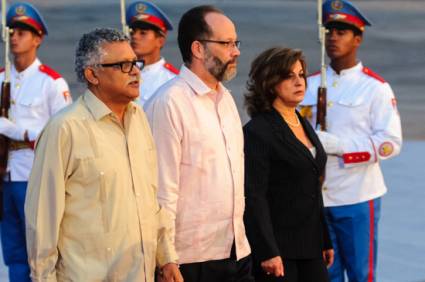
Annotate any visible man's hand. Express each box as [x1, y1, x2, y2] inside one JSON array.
[[158, 263, 183, 282], [261, 256, 284, 277], [323, 249, 334, 268], [0, 117, 25, 141], [315, 130, 344, 156]]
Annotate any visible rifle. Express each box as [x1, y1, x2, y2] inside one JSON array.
[[1, 0, 12, 219], [120, 0, 130, 36], [316, 0, 327, 131], [316, 0, 327, 187]]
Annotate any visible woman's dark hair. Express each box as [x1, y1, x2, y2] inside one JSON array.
[[178, 5, 223, 64], [244, 47, 307, 117]]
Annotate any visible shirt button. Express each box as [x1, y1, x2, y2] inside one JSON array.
[[323, 186, 328, 191], [106, 247, 111, 252], [100, 171, 104, 176], [135, 192, 141, 197]]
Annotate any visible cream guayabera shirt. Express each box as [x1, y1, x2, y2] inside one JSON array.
[[25, 90, 177, 282]]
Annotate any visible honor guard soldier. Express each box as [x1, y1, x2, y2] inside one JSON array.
[[126, 1, 178, 107], [300, 1, 402, 281], [0, 3, 71, 281]]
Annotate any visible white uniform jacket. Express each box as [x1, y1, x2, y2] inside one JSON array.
[[137, 57, 178, 108], [301, 62, 402, 207], [0, 58, 71, 181]]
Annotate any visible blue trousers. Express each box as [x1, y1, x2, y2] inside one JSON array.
[[1, 181, 31, 282], [325, 198, 381, 282]]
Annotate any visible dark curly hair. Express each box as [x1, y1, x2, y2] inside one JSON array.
[[244, 47, 307, 117]]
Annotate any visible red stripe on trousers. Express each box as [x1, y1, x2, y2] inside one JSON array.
[[368, 200, 375, 282]]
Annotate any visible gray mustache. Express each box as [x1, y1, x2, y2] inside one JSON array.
[[128, 77, 140, 84]]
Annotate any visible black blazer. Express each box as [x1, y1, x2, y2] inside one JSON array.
[[243, 108, 332, 263]]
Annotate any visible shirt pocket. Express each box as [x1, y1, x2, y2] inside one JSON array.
[[15, 95, 45, 118], [335, 95, 370, 127], [80, 227, 130, 281], [77, 157, 114, 193], [181, 129, 204, 169], [73, 157, 118, 233], [337, 91, 367, 108]]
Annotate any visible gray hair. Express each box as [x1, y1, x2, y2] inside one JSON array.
[[74, 28, 129, 83]]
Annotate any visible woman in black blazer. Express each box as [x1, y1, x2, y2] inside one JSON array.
[[243, 47, 334, 282]]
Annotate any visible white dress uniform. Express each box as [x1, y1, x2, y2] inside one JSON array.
[[0, 58, 71, 181], [301, 62, 402, 207], [137, 57, 178, 108]]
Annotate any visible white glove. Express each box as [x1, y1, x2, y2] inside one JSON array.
[[0, 117, 25, 141], [316, 130, 344, 156]]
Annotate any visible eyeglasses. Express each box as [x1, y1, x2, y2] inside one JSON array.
[[98, 59, 145, 73], [198, 39, 241, 50]]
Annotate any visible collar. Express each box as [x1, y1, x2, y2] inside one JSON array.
[[83, 90, 138, 121], [83, 90, 113, 121], [179, 65, 226, 97], [141, 57, 165, 73], [329, 61, 363, 76], [11, 58, 41, 79]]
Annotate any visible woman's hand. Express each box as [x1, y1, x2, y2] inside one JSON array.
[[323, 249, 334, 268], [261, 256, 284, 277]]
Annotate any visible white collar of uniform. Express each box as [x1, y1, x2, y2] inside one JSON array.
[[141, 57, 165, 73], [179, 64, 227, 97], [329, 61, 363, 76], [11, 58, 41, 79]]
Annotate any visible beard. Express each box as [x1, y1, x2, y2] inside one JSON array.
[[204, 49, 237, 82]]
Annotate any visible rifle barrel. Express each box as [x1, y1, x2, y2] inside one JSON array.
[[316, 0, 327, 131], [120, 0, 129, 36]]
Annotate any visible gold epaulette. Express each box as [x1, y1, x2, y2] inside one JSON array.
[[299, 105, 313, 119]]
